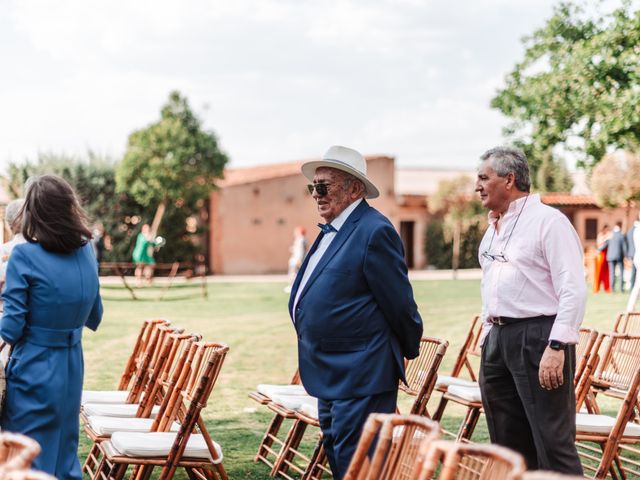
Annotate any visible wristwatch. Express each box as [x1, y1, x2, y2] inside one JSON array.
[[548, 340, 567, 351]]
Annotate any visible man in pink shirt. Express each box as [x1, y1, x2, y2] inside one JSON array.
[[476, 146, 586, 474]]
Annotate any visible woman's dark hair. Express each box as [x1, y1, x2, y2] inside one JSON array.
[[22, 174, 92, 254]]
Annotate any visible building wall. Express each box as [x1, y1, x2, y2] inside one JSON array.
[[209, 157, 428, 274]]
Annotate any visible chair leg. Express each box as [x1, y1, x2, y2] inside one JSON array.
[[255, 413, 285, 463], [271, 419, 308, 477], [83, 442, 103, 477], [457, 406, 481, 441], [432, 395, 449, 421]]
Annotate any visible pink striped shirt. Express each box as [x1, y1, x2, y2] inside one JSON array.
[[479, 194, 587, 344]]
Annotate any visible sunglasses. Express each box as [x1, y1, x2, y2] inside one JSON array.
[[307, 183, 333, 196]]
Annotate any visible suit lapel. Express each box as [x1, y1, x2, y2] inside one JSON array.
[[288, 231, 324, 316], [296, 201, 369, 304]]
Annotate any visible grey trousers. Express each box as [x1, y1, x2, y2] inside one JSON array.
[[479, 318, 583, 474]]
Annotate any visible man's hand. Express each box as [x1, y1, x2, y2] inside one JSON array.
[[539, 347, 565, 390]]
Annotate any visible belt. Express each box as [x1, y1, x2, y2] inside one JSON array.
[[489, 314, 556, 326], [24, 325, 83, 347]]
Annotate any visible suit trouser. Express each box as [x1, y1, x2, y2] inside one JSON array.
[[609, 259, 625, 292], [479, 317, 583, 474], [317, 390, 397, 480]]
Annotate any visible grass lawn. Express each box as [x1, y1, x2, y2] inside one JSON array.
[[81, 277, 629, 479]]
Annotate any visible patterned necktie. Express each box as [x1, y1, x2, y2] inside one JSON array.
[[317, 223, 337, 234]]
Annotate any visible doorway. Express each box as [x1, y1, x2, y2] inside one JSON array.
[[400, 221, 415, 269]]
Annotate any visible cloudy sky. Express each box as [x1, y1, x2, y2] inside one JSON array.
[[1, 0, 587, 172]]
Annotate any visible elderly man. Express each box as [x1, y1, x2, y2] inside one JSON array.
[[475, 147, 586, 474], [289, 145, 423, 479]]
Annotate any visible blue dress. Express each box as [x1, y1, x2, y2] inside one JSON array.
[[0, 242, 102, 479]]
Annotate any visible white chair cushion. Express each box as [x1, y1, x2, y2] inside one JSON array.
[[576, 413, 640, 436], [82, 390, 130, 404], [299, 402, 318, 420], [270, 394, 317, 411], [83, 403, 160, 418], [447, 385, 482, 402], [88, 416, 180, 436], [256, 384, 308, 398], [435, 375, 478, 389], [111, 432, 223, 463]]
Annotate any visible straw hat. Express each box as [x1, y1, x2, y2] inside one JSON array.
[[301, 145, 380, 199]]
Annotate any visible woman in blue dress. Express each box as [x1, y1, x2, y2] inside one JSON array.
[[0, 175, 103, 479]]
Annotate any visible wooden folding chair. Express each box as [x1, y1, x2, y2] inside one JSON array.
[[0, 433, 41, 476], [248, 369, 310, 470], [575, 333, 640, 478], [613, 312, 640, 333], [414, 439, 526, 480], [93, 341, 229, 480], [83, 331, 198, 477], [401, 337, 449, 416], [432, 315, 482, 422], [81, 323, 186, 426], [272, 337, 448, 479], [82, 319, 170, 405], [343, 413, 440, 480], [438, 327, 599, 442]]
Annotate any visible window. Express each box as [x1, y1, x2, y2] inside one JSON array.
[[585, 218, 598, 240]]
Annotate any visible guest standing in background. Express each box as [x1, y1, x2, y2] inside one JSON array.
[[627, 214, 640, 311], [0, 198, 26, 292], [0, 175, 103, 479], [628, 220, 637, 291], [132, 223, 157, 286], [607, 221, 627, 293], [593, 224, 611, 293], [284, 226, 308, 293]]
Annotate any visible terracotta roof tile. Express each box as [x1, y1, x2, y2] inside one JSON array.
[[541, 193, 598, 207]]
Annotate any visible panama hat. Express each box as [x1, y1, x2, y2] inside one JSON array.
[[301, 145, 380, 199]]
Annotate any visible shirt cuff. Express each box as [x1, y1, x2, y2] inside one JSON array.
[[548, 323, 579, 344]]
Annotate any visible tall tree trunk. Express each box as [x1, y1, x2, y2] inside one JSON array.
[[452, 221, 461, 280], [150, 201, 166, 238]]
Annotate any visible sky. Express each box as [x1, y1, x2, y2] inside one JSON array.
[[0, 0, 587, 172]]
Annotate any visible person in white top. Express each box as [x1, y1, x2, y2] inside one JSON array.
[[476, 147, 585, 475], [0, 198, 26, 291], [626, 214, 640, 311]]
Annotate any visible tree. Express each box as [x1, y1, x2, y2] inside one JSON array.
[[590, 151, 640, 224], [492, 1, 640, 184], [429, 175, 485, 277], [116, 91, 228, 237]]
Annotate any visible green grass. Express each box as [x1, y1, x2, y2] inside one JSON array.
[[81, 278, 629, 478]]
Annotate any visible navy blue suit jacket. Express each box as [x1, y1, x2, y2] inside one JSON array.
[[288, 201, 423, 400], [607, 230, 626, 262]]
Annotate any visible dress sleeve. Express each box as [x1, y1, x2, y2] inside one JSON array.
[[85, 291, 103, 331], [0, 247, 31, 345]]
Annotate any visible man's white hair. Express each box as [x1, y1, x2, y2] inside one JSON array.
[[5, 198, 25, 233]]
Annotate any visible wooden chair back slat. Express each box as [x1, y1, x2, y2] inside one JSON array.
[[614, 312, 640, 333], [414, 440, 526, 480], [344, 413, 440, 480], [118, 318, 169, 390], [594, 334, 640, 391], [402, 337, 448, 417], [449, 316, 482, 381]]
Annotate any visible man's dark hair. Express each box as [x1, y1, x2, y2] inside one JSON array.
[[480, 146, 531, 193], [22, 174, 92, 254]]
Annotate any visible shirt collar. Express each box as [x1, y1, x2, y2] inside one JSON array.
[[488, 193, 539, 226], [330, 198, 363, 232]]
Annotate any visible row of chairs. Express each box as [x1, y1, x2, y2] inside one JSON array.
[[0, 432, 55, 479], [250, 312, 640, 479], [249, 337, 449, 478], [80, 318, 229, 480]]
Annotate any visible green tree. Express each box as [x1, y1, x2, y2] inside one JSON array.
[[116, 90, 228, 237], [590, 151, 640, 224], [429, 175, 485, 277], [492, 1, 640, 184]]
